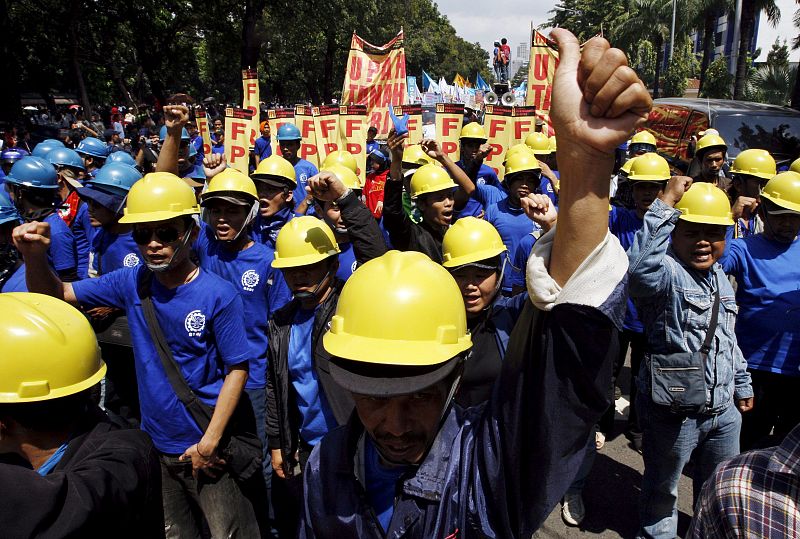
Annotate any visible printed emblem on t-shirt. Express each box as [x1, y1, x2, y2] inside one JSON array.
[[184, 310, 206, 337], [477, 176, 486, 185], [123, 253, 140, 267], [351, 260, 357, 274], [241, 269, 260, 291]]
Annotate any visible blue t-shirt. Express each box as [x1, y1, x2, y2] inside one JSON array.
[[251, 207, 293, 248], [485, 198, 539, 292], [211, 133, 224, 155], [510, 233, 538, 290], [456, 160, 501, 189], [720, 234, 800, 376], [609, 206, 645, 333], [180, 162, 206, 180], [453, 197, 484, 222], [336, 242, 358, 282], [288, 307, 337, 445], [292, 159, 319, 215], [72, 266, 250, 454], [538, 174, 559, 208], [191, 135, 205, 162], [1, 262, 27, 292], [89, 228, 141, 276], [471, 182, 507, 208], [71, 202, 94, 279], [254, 135, 272, 161], [44, 213, 78, 276], [365, 436, 408, 533], [196, 226, 292, 389]]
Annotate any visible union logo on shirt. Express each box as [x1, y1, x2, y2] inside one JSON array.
[[184, 310, 206, 337], [241, 269, 260, 291], [123, 253, 140, 267]]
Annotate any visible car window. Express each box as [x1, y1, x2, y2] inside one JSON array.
[[715, 113, 800, 163], [646, 105, 691, 158]]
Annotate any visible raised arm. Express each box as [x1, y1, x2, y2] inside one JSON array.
[[12, 221, 78, 305], [156, 105, 190, 175]]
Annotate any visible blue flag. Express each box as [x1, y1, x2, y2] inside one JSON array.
[[422, 70, 435, 92], [475, 73, 491, 91]]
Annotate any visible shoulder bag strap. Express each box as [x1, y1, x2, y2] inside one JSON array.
[[700, 274, 721, 357]]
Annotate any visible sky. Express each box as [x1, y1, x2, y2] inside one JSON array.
[[434, 0, 800, 64]]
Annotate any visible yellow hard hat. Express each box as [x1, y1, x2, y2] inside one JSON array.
[[627, 153, 670, 181], [0, 293, 106, 403], [524, 132, 552, 155], [410, 164, 457, 199], [252, 155, 297, 188], [503, 143, 534, 164], [675, 183, 734, 226], [631, 131, 657, 146], [548, 136, 557, 152], [620, 157, 637, 175], [442, 217, 507, 268], [321, 151, 358, 175], [402, 145, 435, 167], [323, 251, 472, 394], [790, 158, 800, 175], [504, 151, 542, 177], [321, 163, 361, 190], [760, 171, 800, 213], [695, 133, 727, 155], [201, 168, 258, 203], [271, 215, 340, 269], [119, 172, 200, 224], [459, 122, 487, 141], [731, 149, 777, 180]]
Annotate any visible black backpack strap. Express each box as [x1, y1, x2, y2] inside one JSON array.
[[137, 270, 213, 431], [699, 274, 721, 356]]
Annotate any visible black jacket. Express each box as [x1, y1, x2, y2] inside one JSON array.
[[0, 407, 163, 539], [266, 190, 386, 459], [383, 179, 446, 263]]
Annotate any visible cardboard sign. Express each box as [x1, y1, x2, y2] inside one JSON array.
[[391, 104, 423, 145], [526, 30, 559, 134], [435, 103, 464, 162], [267, 109, 295, 156], [294, 105, 319, 168], [483, 105, 514, 179], [313, 105, 342, 165], [341, 30, 407, 135], [196, 109, 212, 156], [224, 107, 255, 174], [242, 69, 260, 148], [510, 106, 538, 147], [339, 105, 368, 186]]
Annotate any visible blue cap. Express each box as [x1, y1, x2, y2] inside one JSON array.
[[1, 148, 30, 164], [0, 189, 21, 226], [107, 151, 137, 168], [5, 156, 59, 190], [276, 124, 302, 141], [368, 148, 388, 162], [78, 185, 128, 214], [159, 125, 190, 142], [46, 148, 85, 171], [76, 137, 110, 159], [32, 139, 66, 158]]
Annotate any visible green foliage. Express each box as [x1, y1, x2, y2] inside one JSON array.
[[744, 63, 798, 105], [630, 40, 656, 88], [766, 38, 790, 69], [663, 40, 700, 97], [702, 57, 733, 98], [545, 0, 628, 40]]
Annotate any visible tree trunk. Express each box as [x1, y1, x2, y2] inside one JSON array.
[[791, 65, 800, 110], [698, 12, 716, 97], [0, 0, 21, 122], [653, 36, 664, 98], [241, 0, 266, 69], [734, 0, 755, 100], [322, 31, 337, 102], [68, 0, 92, 115]]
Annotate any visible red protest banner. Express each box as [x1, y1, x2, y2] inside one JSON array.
[[435, 103, 464, 161], [267, 108, 295, 156], [294, 105, 319, 168], [196, 109, 212, 156]]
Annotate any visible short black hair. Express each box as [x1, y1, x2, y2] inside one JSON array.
[[368, 126, 378, 134], [501, 38, 507, 44]]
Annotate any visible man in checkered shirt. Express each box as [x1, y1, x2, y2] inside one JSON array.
[[689, 422, 800, 537]]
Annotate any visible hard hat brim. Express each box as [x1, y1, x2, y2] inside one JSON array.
[[78, 186, 126, 212], [1, 361, 107, 403], [410, 183, 457, 199], [118, 208, 199, 224], [328, 355, 463, 397], [271, 250, 338, 269], [761, 193, 800, 214], [251, 174, 298, 189], [678, 213, 734, 226], [442, 246, 506, 268]]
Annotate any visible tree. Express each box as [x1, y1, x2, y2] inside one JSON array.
[[663, 39, 700, 97], [791, 1, 800, 109], [767, 37, 790, 68], [630, 39, 657, 88], [702, 56, 734, 97], [693, 0, 732, 96], [733, 0, 780, 99], [745, 63, 797, 105]]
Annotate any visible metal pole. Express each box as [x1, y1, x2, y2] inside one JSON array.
[[731, 0, 743, 75], [669, 0, 677, 61]]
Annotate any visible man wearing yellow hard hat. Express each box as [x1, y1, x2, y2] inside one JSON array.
[[628, 130, 657, 157], [691, 132, 731, 193], [628, 177, 753, 538], [14, 171, 263, 536], [719, 171, 800, 452], [729, 149, 777, 238], [297, 28, 646, 537], [452, 122, 502, 220]]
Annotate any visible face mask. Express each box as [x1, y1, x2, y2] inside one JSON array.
[[144, 224, 194, 272]]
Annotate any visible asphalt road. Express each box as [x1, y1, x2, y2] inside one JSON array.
[[534, 361, 696, 539]]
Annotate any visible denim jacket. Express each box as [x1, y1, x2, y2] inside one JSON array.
[[628, 198, 753, 411]]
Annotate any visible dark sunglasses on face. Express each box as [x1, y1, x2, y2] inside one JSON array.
[[132, 225, 183, 245]]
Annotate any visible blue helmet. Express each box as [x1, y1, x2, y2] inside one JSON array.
[[76, 137, 109, 159], [4, 156, 59, 190], [87, 163, 142, 195], [32, 139, 66, 158], [46, 148, 85, 171], [276, 124, 302, 141], [1, 148, 30, 165], [106, 151, 137, 167], [0, 189, 21, 226], [159, 126, 190, 142]]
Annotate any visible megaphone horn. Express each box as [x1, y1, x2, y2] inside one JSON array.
[[501, 92, 515, 106], [484, 91, 498, 105]]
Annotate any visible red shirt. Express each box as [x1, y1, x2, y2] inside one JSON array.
[[364, 169, 389, 219], [500, 44, 511, 64]]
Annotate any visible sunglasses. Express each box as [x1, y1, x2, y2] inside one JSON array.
[[132, 225, 183, 245]]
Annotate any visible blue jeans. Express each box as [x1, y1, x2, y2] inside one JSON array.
[[245, 386, 279, 538], [636, 396, 741, 539]]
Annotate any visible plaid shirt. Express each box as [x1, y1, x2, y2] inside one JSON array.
[[689, 424, 800, 537]]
